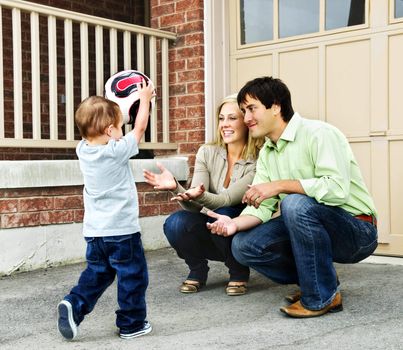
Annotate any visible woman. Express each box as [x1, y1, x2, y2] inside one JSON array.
[[143, 94, 264, 295]]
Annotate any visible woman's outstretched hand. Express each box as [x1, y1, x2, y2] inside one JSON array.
[[143, 162, 177, 190], [171, 183, 205, 202]]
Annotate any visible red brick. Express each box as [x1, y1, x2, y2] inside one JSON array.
[[185, 33, 204, 46], [137, 183, 155, 192], [171, 131, 187, 142], [19, 197, 54, 212], [177, 118, 204, 130], [188, 130, 205, 142], [177, 94, 204, 105], [186, 9, 203, 21], [139, 205, 160, 217], [177, 21, 203, 34], [169, 59, 186, 71], [186, 105, 204, 117], [177, 47, 197, 59], [1, 212, 41, 228], [0, 199, 18, 214], [188, 154, 196, 166], [54, 195, 83, 210], [187, 57, 204, 69], [178, 70, 204, 83], [153, 3, 175, 16], [171, 84, 186, 95], [138, 193, 145, 205], [179, 142, 202, 154], [171, 107, 186, 119], [74, 209, 84, 222], [160, 13, 185, 27], [144, 191, 169, 204], [169, 96, 178, 108], [176, 0, 202, 12], [187, 81, 204, 93], [160, 202, 181, 215], [40, 210, 74, 225]]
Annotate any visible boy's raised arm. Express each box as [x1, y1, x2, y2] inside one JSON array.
[[133, 80, 155, 144]]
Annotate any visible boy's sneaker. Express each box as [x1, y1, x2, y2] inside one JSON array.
[[119, 321, 152, 340], [57, 300, 78, 340]]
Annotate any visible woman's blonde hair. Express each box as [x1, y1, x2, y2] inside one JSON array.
[[210, 93, 264, 160], [75, 96, 121, 139]]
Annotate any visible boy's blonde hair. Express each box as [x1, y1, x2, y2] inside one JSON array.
[[211, 94, 264, 160], [75, 96, 122, 139]]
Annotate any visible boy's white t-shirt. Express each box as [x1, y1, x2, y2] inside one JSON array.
[[76, 132, 141, 237]]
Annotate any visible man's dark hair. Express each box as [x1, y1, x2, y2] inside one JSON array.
[[237, 76, 294, 122]]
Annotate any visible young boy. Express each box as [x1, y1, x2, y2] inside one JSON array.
[[57, 80, 154, 340]]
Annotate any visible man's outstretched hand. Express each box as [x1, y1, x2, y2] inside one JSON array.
[[206, 211, 237, 237]]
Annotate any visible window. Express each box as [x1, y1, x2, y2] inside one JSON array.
[[326, 0, 365, 30], [396, 0, 403, 18], [239, 0, 367, 46], [240, 0, 273, 44], [279, 0, 319, 38]]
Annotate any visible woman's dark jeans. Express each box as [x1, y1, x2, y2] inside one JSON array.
[[163, 205, 249, 283]]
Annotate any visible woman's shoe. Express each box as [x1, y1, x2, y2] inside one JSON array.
[[225, 282, 247, 296], [179, 280, 205, 293]]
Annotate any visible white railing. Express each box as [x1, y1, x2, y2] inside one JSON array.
[[0, 0, 177, 149]]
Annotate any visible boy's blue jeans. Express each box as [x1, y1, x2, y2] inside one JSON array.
[[64, 232, 148, 333], [232, 194, 378, 310]]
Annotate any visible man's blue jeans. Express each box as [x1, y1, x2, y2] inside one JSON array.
[[64, 232, 148, 333], [164, 205, 249, 283], [232, 194, 378, 310]]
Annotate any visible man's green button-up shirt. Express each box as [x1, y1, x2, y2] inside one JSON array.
[[241, 113, 377, 223]]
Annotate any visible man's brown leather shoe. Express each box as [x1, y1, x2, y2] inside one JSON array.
[[285, 274, 340, 304], [280, 292, 343, 318]]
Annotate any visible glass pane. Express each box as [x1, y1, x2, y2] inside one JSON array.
[[396, 0, 403, 18], [279, 0, 319, 38], [240, 0, 273, 44], [326, 0, 365, 30]]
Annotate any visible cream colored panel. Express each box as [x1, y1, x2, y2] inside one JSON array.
[[350, 141, 371, 192], [326, 41, 370, 137], [389, 34, 403, 133], [279, 48, 319, 119], [234, 55, 273, 91], [389, 141, 403, 237], [371, 138, 390, 245]]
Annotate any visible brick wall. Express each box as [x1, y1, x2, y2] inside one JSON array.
[[0, 187, 84, 228], [0, 182, 183, 229], [151, 0, 205, 172]]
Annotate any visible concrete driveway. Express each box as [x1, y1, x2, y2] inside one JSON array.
[[1, 248, 402, 350]]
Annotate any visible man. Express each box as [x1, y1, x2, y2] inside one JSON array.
[[206, 76, 378, 318]]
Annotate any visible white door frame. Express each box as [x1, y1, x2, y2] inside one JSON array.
[[203, 0, 230, 143]]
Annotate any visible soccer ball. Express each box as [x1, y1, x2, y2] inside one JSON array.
[[104, 70, 155, 124]]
